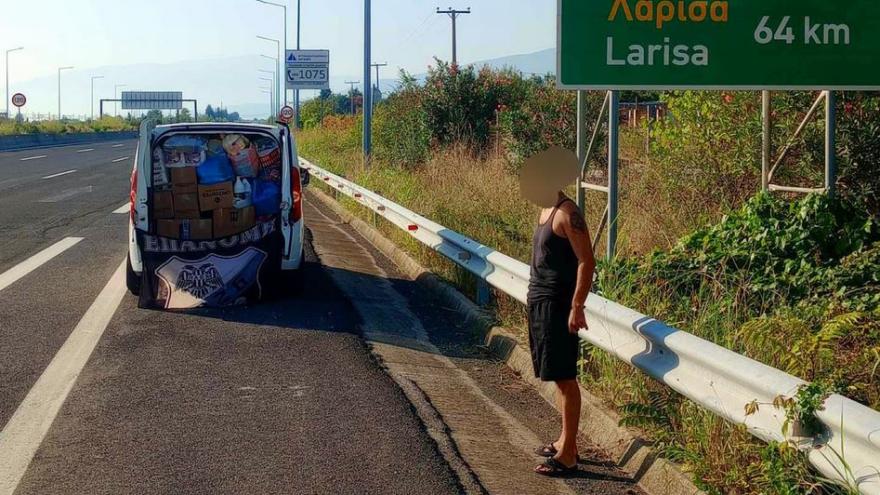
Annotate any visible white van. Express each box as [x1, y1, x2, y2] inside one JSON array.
[[127, 120, 308, 307]]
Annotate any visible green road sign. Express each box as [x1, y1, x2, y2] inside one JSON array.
[[557, 0, 880, 90]]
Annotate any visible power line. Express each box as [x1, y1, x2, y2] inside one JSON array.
[[400, 12, 436, 46], [436, 7, 471, 66]]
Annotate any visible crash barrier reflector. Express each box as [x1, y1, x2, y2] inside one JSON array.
[[0, 131, 138, 152], [300, 157, 880, 494]]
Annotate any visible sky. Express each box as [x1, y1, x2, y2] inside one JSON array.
[[0, 0, 556, 117]]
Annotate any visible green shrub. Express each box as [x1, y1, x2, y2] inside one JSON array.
[[373, 88, 430, 166]]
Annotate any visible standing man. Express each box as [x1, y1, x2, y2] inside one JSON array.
[[519, 147, 596, 477]]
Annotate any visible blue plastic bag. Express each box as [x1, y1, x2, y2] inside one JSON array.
[[197, 154, 234, 185], [252, 179, 281, 216]]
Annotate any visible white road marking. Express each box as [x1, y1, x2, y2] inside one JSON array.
[[41, 169, 77, 180], [76, 148, 95, 153], [111, 144, 125, 148], [111, 156, 130, 163], [113, 202, 130, 214], [0, 237, 84, 293], [19, 155, 46, 162], [0, 259, 126, 495]]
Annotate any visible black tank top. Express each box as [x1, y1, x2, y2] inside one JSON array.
[[528, 198, 579, 304]]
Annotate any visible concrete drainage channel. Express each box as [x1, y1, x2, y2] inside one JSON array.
[[307, 188, 702, 495]]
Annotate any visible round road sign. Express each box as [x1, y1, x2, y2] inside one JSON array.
[[278, 105, 295, 123], [11, 93, 26, 108]]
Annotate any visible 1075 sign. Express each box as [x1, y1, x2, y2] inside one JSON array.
[[288, 68, 327, 81]]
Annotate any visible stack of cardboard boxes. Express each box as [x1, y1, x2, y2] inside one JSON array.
[[152, 139, 258, 240]]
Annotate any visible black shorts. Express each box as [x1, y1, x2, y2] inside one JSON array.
[[527, 300, 579, 382]]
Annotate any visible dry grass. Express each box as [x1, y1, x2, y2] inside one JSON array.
[[298, 123, 840, 494]]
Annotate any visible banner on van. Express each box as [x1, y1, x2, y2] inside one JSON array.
[[136, 221, 283, 309]]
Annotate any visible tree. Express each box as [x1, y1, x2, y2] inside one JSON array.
[[319, 89, 333, 100], [178, 108, 192, 123], [145, 109, 163, 123], [205, 105, 215, 120]]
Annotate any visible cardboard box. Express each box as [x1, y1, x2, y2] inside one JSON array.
[[198, 182, 234, 212], [173, 193, 201, 219], [213, 207, 256, 238], [157, 219, 213, 240], [153, 190, 174, 219], [170, 166, 198, 194]]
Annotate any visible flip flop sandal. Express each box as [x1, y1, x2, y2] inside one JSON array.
[[535, 444, 583, 463], [535, 444, 558, 457], [535, 457, 578, 477]]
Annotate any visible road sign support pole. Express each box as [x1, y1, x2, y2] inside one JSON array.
[[761, 90, 771, 192], [607, 90, 620, 260], [363, 0, 372, 166], [295, 0, 301, 128], [825, 90, 837, 198], [576, 90, 587, 212]]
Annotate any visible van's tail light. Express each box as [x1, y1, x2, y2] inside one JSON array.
[[129, 167, 138, 224], [290, 166, 303, 223]]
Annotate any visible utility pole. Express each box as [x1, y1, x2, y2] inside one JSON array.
[[436, 7, 470, 66], [363, 0, 372, 165], [90, 75, 104, 120], [345, 80, 359, 115], [5, 47, 24, 120], [371, 62, 387, 108]]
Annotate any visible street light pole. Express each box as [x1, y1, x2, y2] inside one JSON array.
[[90, 75, 104, 121], [363, 0, 372, 165], [258, 69, 276, 114], [57, 66, 73, 120], [256, 0, 288, 107], [114, 84, 127, 117], [296, 0, 301, 127], [260, 54, 279, 116], [261, 89, 273, 118], [257, 35, 281, 115], [5, 47, 24, 119], [259, 77, 274, 112]]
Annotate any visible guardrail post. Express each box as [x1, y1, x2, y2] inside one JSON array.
[[825, 91, 837, 198], [476, 280, 492, 307], [607, 90, 620, 260]]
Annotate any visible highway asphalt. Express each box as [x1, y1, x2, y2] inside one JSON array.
[[0, 139, 462, 494]]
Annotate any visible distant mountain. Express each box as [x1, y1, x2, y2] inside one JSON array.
[[469, 48, 556, 76], [11, 49, 555, 120]]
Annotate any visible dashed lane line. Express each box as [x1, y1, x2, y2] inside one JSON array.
[[110, 144, 125, 148], [0, 259, 126, 495], [41, 170, 77, 180], [19, 155, 46, 162], [76, 148, 95, 153], [0, 237, 84, 293], [112, 203, 129, 214], [111, 156, 130, 163]]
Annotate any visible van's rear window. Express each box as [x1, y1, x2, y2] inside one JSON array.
[[148, 132, 283, 240]]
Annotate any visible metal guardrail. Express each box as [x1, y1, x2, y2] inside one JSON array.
[[0, 131, 138, 152], [301, 158, 880, 494]]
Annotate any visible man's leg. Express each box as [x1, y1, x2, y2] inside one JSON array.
[[552, 379, 581, 466]]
